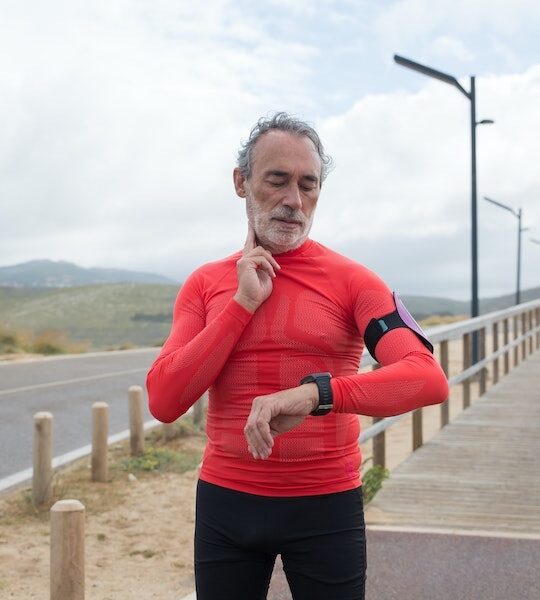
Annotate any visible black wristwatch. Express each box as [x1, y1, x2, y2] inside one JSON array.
[[300, 372, 333, 416]]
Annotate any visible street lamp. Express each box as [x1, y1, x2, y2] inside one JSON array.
[[483, 197, 529, 305], [394, 54, 493, 363]]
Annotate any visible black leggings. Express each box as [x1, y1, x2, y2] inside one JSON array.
[[195, 480, 366, 600]]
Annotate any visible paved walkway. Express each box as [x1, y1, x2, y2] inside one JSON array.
[[267, 349, 540, 599], [365, 349, 540, 536]]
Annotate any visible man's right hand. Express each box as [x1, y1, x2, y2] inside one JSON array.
[[233, 225, 281, 313]]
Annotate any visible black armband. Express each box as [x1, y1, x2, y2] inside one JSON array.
[[364, 292, 434, 361]]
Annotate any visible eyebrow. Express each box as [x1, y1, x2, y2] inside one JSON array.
[[264, 170, 288, 178], [264, 170, 319, 184]]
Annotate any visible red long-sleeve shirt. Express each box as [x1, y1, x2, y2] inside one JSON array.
[[147, 239, 448, 496]]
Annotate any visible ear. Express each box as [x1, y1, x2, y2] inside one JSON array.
[[233, 167, 248, 198]]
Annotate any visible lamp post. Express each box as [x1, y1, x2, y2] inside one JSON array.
[[483, 197, 529, 305], [394, 54, 493, 363]]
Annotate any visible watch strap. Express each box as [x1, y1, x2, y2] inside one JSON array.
[[300, 372, 333, 416]]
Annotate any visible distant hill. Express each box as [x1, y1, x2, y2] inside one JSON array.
[[400, 286, 540, 320], [0, 283, 178, 350], [395, 295, 468, 320], [0, 259, 177, 287], [479, 286, 540, 313], [0, 281, 538, 351]]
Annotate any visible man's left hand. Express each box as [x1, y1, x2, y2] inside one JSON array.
[[244, 383, 319, 460]]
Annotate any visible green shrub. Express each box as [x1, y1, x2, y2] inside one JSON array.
[[0, 329, 22, 354], [362, 464, 389, 503], [120, 446, 200, 474]]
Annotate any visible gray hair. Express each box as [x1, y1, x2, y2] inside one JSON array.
[[237, 112, 333, 185]]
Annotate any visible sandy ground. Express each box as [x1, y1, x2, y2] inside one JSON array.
[[0, 431, 206, 600], [0, 335, 508, 599]]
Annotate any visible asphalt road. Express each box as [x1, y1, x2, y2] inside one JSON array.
[[268, 530, 540, 599], [0, 348, 160, 480]]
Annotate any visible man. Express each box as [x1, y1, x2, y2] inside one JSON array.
[[147, 112, 448, 600]]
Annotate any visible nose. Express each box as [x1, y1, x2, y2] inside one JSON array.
[[282, 183, 302, 210]]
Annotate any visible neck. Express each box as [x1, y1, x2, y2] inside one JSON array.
[[255, 235, 307, 255]]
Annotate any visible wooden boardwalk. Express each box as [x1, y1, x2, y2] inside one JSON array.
[[365, 349, 540, 538]]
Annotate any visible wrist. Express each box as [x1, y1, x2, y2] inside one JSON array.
[[302, 383, 319, 413], [233, 292, 259, 314]]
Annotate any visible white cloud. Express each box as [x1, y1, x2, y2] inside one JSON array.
[[0, 0, 318, 271], [313, 64, 540, 298], [377, 0, 540, 42], [431, 36, 474, 62], [1, 1, 540, 300]]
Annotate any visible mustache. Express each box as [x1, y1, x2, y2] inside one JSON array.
[[270, 207, 307, 224]]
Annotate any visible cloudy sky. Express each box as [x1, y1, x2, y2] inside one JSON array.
[[1, 0, 540, 300]]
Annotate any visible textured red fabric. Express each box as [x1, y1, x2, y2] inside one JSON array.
[[147, 239, 448, 496]]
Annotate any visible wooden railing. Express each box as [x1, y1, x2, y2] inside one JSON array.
[[359, 298, 540, 468]]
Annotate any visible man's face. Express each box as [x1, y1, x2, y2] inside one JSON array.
[[234, 130, 322, 254]]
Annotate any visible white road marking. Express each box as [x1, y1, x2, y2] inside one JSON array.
[[0, 346, 158, 367], [0, 417, 162, 493], [0, 368, 147, 396], [367, 523, 540, 540]]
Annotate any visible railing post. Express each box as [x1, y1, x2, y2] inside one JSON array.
[[463, 333, 471, 409], [371, 364, 385, 468], [479, 328, 487, 395], [536, 307, 540, 349], [91, 402, 108, 482], [503, 318, 510, 375], [492, 321, 499, 385], [33, 411, 53, 507], [513, 315, 519, 366], [528, 311, 534, 354], [412, 409, 423, 451], [50, 499, 85, 600], [536, 308, 540, 349], [440, 340, 449, 427], [128, 386, 145, 456], [372, 416, 386, 468], [521, 312, 527, 360]]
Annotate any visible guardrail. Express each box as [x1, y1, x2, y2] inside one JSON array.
[[359, 298, 540, 468]]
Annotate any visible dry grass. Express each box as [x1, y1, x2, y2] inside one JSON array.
[[0, 326, 88, 356], [420, 314, 468, 327], [0, 418, 205, 528]]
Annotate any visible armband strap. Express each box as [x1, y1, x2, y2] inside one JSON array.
[[364, 292, 434, 361]]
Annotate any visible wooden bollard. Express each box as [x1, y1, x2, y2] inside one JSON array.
[[162, 422, 176, 441], [33, 411, 53, 507], [128, 386, 145, 456], [192, 392, 208, 430], [50, 499, 85, 600], [91, 402, 108, 482]]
